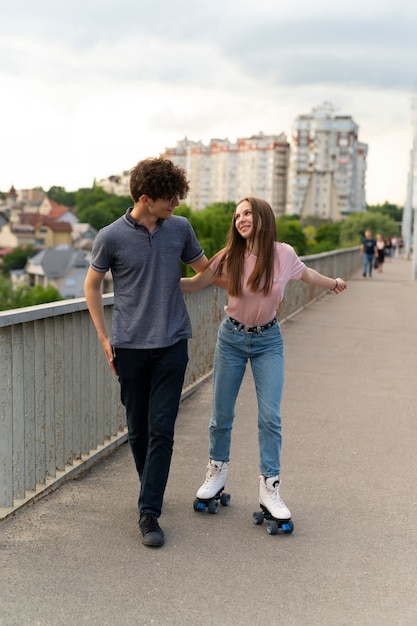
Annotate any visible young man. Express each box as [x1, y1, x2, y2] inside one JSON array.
[[84, 157, 208, 547]]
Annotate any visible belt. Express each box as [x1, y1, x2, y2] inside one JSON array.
[[228, 316, 277, 334]]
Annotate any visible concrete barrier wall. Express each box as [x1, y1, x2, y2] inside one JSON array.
[[0, 247, 360, 514]]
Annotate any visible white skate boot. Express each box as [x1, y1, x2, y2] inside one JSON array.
[[196, 460, 228, 499], [259, 475, 291, 520], [193, 460, 230, 514]]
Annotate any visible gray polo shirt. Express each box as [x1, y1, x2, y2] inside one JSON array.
[[90, 208, 204, 349]]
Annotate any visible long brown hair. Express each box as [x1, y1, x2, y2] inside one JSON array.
[[213, 197, 277, 296]]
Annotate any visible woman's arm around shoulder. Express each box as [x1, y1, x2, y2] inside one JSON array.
[[300, 267, 347, 294], [180, 254, 216, 294], [181, 252, 227, 293], [180, 268, 217, 293]]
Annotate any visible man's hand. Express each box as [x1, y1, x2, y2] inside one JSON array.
[[101, 337, 118, 376]]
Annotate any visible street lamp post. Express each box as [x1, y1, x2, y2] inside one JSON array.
[[403, 96, 417, 278]]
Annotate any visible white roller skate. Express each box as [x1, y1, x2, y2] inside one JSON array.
[[193, 460, 230, 514], [253, 475, 294, 535]]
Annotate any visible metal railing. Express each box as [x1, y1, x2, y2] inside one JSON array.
[[0, 247, 360, 516]]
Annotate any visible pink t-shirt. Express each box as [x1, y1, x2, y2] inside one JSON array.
[[211, 242, 306, 326]]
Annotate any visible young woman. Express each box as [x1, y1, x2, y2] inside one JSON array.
[[375, 233, 386, 272], [180, 197, 347, 521]]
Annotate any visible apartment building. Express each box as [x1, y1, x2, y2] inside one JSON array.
[[286, 103, 368, 219], [96, 172, 131, 197], [163, 133, 290, 215], [95, 105, 367, 220], [355, 142, 368, 214]]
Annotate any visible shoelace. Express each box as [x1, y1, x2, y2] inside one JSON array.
[[204, 464, 222, 483], [141, 515, 161, 533], [269, 483, 285, 506]]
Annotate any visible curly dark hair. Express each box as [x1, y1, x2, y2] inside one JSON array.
[[129, 157, 190, 203]]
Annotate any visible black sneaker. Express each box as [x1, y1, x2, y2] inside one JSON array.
[[139, 513, 165, 547]]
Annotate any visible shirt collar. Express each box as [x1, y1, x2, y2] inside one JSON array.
[[124, 207, 164, 230]]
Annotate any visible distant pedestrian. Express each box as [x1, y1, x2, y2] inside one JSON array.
[[360, 230, 377, 277], [391, 236, 398, 258], [375, 234, 386, 272], [384, 237, 393, 261], [398, 237, 404, 256]]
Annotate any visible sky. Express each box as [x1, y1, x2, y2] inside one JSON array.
[[1, 0, 416, 206]]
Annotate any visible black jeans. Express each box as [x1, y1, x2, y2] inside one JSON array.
[[115, 340, 188, 517]]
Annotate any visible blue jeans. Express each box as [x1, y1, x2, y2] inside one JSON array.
[[115, 340, 188, 517], [363, 254, 374, 276], [209, 317, 285, 476]]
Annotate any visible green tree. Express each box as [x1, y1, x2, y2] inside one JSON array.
[[1, 246, 35, 275], [174, 204, 193, 219], [17, 285, 63, 307], [276, 218, 308, 255], [188, 202, 234, 259], [315, 222, 342, 247], [0, 276, 63, 311], [79, 205, 117, 231], [47, 186, 77, 207], [340, 212, 399, 247], [180, 202, 234, 276], [75, 186, 130, 229], [367, 202, 403, 223], [307, 222, 343, 254], [303, 225, 317, 249]]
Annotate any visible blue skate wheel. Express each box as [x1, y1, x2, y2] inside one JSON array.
[[193, 499, 206, 512], [266, 520, 279, 535], [281, 520, 294, 533]]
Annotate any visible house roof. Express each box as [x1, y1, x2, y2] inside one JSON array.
[[20, 213, 72, 232], [19, 213, 40, 227], [27, 245, 89, 278], [0, 247, 15, 257], [37, 219, 72, 233], [48, 199, 73, 219]]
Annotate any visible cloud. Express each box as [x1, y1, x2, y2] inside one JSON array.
[[219, 14, 417, 90], [4, 2, 417, 91], [1, 0, 416, 203]]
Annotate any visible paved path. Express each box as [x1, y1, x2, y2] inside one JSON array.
[[2, 257, 417, 625]]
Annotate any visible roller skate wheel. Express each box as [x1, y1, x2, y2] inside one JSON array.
[[252, 511, 264, 525], [193, 499, 206, 512], [266, 520, 279, 535], [281, 520, 294, 533], [208, 500, 219, 514], [220, 492, 231, 506]]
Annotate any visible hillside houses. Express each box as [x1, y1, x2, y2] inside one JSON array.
[[25, 245, 90, 300], [0, 187, 99, 299]]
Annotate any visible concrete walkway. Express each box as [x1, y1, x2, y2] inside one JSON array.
[[2, 256, 417, 626]]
